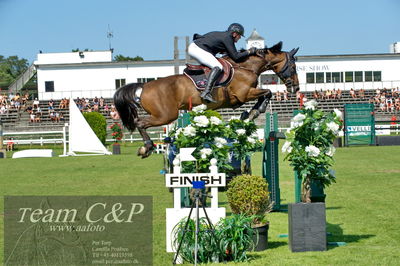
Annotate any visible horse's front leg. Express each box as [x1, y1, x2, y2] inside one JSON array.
[[245, 88, 272, 121]]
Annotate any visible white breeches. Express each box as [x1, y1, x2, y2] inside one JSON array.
[[188, 43, 223, 70]]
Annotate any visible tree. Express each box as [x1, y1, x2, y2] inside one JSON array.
[[114, 54, 143, 62], [0, 55, 29, 87]]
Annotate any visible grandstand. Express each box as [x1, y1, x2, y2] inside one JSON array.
[[1, 89, 397, 134]]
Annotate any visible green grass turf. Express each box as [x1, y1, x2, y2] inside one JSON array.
[[0, 143, 400, 265]]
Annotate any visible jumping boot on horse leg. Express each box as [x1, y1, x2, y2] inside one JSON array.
[[137, 139, 155, 158], [258, 90, 272, 113], [200, 67, 222, 103]]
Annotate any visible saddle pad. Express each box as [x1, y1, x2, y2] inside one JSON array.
[[183, 59, 234, 90]]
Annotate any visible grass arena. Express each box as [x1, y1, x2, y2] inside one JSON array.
[[1, 142, 399, 265]]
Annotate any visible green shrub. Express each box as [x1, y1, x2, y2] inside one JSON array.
[[172, 214, 255, 263], [83, 112, 107, 144], [216, 214, 256, 262], [227, 175, 271, 225]]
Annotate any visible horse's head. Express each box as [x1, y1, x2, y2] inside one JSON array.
[[257, 42, 300, 93]]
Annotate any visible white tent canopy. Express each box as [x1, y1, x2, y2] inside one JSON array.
[[65, 98, 111, 156]]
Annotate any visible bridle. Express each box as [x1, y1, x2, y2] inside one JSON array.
[[273, 52, 298, 89]]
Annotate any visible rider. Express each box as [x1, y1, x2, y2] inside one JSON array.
[[188, 23, 257, 103]]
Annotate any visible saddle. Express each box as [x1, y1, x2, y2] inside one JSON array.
[[183, 58, 234, 90]]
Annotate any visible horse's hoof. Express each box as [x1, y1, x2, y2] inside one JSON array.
[[240, 111, 249, 120], [249, 110, 260, 121], [137, 146, 147, 156]]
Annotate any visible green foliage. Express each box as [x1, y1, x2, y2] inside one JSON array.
[[83, 112, 107, 144], [172, 214, 255, 263], [227, 175, 271, 224], [171, 105, 262, 173], [114, 54, 144, 61], [0, 55, 29, 86], [172, 217, 219, 263], [215, 214, 256, 262], [227, 118, 262, 160], [282, 100, 343, 190], [171, 105, 232, 173]]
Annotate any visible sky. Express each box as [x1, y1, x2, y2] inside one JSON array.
[[1, 0, 399, 63]]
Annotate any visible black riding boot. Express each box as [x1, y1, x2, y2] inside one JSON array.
[[200, 67, 222, 103]]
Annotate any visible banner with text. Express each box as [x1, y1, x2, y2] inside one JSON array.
[[4, 196, 152, 266]]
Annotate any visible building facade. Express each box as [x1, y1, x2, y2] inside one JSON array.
[[34, 32, 400, 100]]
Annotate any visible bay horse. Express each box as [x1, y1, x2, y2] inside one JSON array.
[[114, 41, 299, 158]]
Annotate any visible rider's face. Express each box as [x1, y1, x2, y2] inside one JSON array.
[[232, 32, 241, 43]]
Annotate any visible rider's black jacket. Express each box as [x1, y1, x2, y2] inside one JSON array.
[[193, 31, 249, 62]]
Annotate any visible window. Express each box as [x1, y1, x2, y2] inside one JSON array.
[[115, 79, 126, 89], [373, 71, 381, 81], [355, 71, 363, 82], [137, 77, 156, 83], [365, 71, 372, 82], [316, 72, 324, 83], [260, 74, 280, 85], [332, 72, 343, 83], [345, 72, 354, 82], [306, 73, 315, 83], [45, 81, 54, 92], [326, 72, 332, 83]]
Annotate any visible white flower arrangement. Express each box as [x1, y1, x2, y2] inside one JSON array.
[[193, 115, 209, 127], [333, 108, 343, 119], [200, 148, 212, 159], [304, 99, 318, 110], [192, 104, 207, 113], [305, 145, 320, 157], [281, 141, 293, 153], [283, 101, 343, 202], [172, 109, 261, 173], [210, 116, 222, 125], [236, 129, 246, 135], [183, 125, 196, 137], [214, 137, 227, 148]]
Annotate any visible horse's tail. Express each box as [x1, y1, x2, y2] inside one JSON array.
[[113, 83, 143, 131]]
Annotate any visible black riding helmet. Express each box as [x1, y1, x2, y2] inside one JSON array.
[[228, 23, 245, 37]]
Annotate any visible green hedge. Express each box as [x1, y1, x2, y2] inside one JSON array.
[[83, 112, 107, 144]]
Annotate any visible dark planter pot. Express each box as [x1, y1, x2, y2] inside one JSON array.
[[310, 179, 326, 202], [288, 203, 327, 252], [252, 223, 269, 251], [112, 143, 121, 155]]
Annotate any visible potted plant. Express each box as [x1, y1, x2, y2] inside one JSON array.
[[110, 122, 123, 154], [172, 214, 256, 263], [172, 217, 220, 264], [281, 100, 343, 252], [226, 174, 272, 251], [282, 100, 343, 202], [215, 214, 256, 261]]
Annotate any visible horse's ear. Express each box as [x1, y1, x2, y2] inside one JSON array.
[[290, 47, 299, 56], [269, 41, 283, 53]]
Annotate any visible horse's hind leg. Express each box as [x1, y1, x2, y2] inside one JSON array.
[[136, 127, 155, 158], [135, 112, 179, 158]]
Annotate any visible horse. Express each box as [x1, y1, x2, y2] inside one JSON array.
[[114, 41, 299, 158]]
